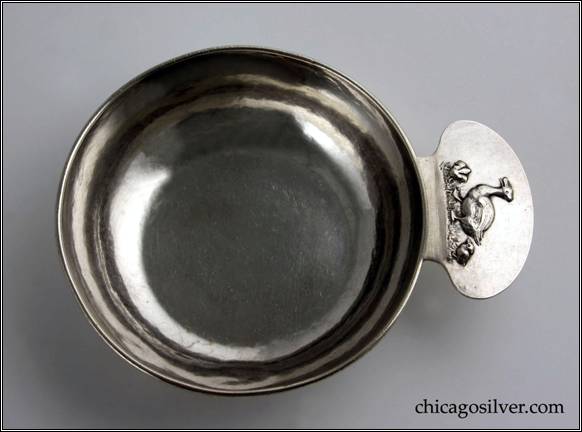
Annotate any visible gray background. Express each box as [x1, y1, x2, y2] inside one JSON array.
[[2, 3, 579, 429]]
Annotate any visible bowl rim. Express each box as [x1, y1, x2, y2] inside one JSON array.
[[56, 45, 428, 394]]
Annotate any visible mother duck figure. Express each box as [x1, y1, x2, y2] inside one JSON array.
[[452, 177, 514, 245]]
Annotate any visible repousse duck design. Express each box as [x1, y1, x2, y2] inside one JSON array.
[[452, 177, 514, 245], [441, 160, 514, 265]]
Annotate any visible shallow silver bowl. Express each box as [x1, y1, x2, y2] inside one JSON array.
[[57, 47, 533, 394]]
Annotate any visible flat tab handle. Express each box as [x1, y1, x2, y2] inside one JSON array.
[[418, 120, 534, 298]]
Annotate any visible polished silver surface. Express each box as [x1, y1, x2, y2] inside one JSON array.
[[57, 47, 533, 394], [58, 47, 425, 393]]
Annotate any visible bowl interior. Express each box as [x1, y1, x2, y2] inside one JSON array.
[[58, 48, 424, 393]]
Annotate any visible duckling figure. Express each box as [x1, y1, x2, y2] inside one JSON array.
[[449, 160, 472, 183], [453, 238, 476, 266], [452, 177, 514, 245]]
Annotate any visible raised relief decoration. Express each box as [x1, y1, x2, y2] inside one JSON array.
[[441, 160, 514, 266]]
